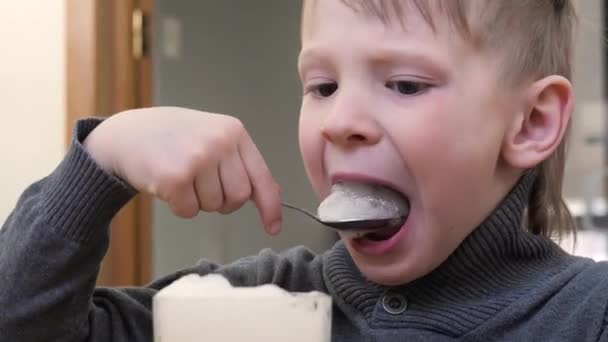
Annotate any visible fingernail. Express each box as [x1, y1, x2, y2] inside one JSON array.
[[269, 221, 282, 235]]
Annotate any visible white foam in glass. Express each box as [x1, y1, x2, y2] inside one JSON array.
[[153, 274, 332, 341]]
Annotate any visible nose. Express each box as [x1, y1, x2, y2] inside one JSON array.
[[321, 89, 382, 147]]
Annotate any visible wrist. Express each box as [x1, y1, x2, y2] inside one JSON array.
[[83, 127, 115, 174]]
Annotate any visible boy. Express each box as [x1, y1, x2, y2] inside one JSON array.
[[2, 0, 605, 341]]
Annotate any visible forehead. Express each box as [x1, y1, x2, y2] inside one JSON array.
[[304, 1, 421, 40], [304, 0, 406, 40], [300, 0, 471, 59], [301, 0, 478, 46]]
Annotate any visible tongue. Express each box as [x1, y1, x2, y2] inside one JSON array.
[[362, 225, 401, 241]]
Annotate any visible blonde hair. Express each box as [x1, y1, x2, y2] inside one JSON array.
[[304, 0, 577, 239]]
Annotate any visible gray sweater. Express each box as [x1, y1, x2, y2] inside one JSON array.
[[1, 118, 608, 342]]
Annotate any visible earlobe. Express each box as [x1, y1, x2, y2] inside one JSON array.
[[502, 76, 573, 169]]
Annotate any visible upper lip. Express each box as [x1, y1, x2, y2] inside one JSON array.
[[329, 172, 409, 199]]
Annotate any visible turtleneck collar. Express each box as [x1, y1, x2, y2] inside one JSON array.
[[323, 171, 574, 337]]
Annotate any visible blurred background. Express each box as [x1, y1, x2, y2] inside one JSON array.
[[0, 0, 606, 286]]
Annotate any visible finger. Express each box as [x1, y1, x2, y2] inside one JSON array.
[[238, 132, 282, 235], [167, 181, 200, 219], [194, 163, 224, 212], [218, 148, 252, 214]]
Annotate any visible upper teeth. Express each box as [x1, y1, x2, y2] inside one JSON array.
[[317, 181, 409, 222]]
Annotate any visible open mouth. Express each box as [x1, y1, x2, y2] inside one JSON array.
[[358, 224, 404, 241], [318, 176, 411, 254], [343, 193, 411, 244]]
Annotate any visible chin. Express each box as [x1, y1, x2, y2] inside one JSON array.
[[365, 264, 420, 286], [344, 245, 425, 286]]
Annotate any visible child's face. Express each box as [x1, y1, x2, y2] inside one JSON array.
[[298, 1, 525, 285]]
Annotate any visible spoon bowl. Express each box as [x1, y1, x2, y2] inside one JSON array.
[[281, 202, 406, 232]]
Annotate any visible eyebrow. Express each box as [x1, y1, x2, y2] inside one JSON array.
[[298, 45, 449, 78], [297, 46, 331, 74]]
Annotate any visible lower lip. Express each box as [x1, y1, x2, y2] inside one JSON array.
[[350, 218, 410, 256]]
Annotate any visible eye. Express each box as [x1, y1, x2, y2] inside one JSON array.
[[385, 80, 430, 95], [311, 82, 338, 97]]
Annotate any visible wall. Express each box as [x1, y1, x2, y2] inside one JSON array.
[[153, 0, 336, 276], [565, 0, 605, 201], [0, 1, 66, 225]]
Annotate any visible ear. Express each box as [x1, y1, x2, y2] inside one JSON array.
[[502, 75, 574, 169]]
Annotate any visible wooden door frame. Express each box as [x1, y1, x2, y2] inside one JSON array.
[[66, 0, 153, 286]]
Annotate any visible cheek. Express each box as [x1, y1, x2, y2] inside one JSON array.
[[393, 94, 504, 216], [413, 94, 500, 168], [298, 106, 327, 199]]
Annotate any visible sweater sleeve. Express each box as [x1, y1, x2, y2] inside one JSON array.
[[0, 118, 326, 342]]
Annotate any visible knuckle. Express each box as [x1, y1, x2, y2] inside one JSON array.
[[172, 203, 198, 219], [156, 167, 192, 198], [206, 131, 230, 149], [218, 202, 243, 215], [189, 146, 213, 166], [223, 186, 251, 211], [233, 183, 253, 203], [224, 117, 247, 141], [225, 116, 245, 134], [204, 117, 245, 149], [160, 166, 190, 187], [199, 193, 223, 212]]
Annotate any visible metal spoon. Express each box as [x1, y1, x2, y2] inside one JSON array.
[[281, 201, 406, 232]]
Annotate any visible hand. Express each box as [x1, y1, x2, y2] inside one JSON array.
[[83, 107, 282, 235]]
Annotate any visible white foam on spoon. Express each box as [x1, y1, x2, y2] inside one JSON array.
[[317, 182, 410, 239], [153, 274, 332, 342], [317, 182, 409, 222]]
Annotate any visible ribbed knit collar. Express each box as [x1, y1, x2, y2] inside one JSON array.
[[323, 172, 572, 337]]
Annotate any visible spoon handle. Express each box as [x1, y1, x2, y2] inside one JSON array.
[[281, 201, 324, 224]]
